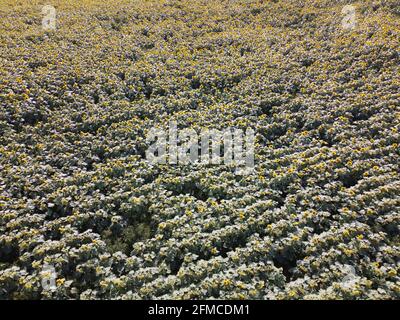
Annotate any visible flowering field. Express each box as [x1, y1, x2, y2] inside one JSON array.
[[0, 0, 399, 300]]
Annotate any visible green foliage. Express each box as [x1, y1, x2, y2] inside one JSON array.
[[0, 0, 399, 300], [102, 224, 153, 254]]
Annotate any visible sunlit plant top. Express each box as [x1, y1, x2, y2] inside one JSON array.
[[0, 0, 399, 300]]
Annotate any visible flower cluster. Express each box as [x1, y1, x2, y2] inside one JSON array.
[[0, 0, 399, 299]]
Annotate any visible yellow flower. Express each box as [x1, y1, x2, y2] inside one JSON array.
[[366, 209, 374, 215], [24, 283, 33, 290], [237, 282, 246, 289], [343, 248, 353, 256], [388, 269, 397, 277], [291, 235, 300, 241], [211, 247, 218, 255], [57, 278, 66, 286], [185, 210, 193, 217], [342, 230, 350, 237], [222, 279, 232, 287], [352, 290, 361, 296], [288, 290, 297, 298]]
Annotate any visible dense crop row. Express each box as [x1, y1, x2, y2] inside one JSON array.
[[0, 0, 399, 299]]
